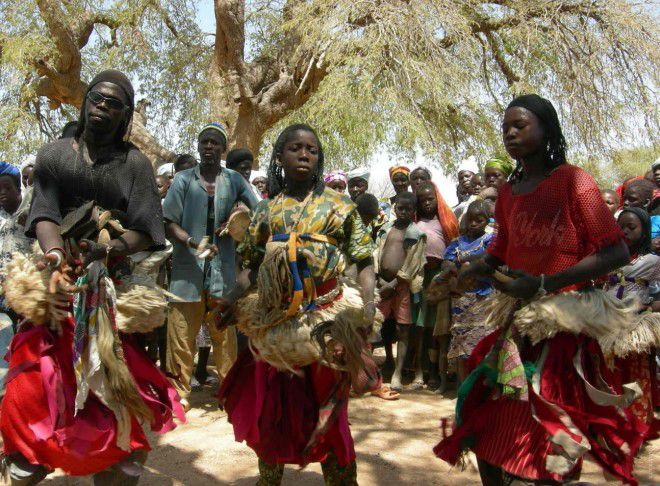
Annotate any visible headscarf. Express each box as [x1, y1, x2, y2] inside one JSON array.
[[157, 163, 175, 176], [619, 207, 651, 256], [652, 157, 660, 171], [485, 157, 514, 177], [199, 122, 228, 144], [0, 161, 20, 179], [347, 167, 370, 183], [76, 69, 135, 142], [324, 170, 348, 185], [506, 94, 566, 166], [389, 165, 410, 181]]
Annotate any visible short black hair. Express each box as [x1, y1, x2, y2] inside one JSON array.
[[466, 199, 491, 219], [395, 191, 417, 207], [625, 179, 655, 204], [226, 148, 254, 170], [415, 180, 435, 195], [59, 121, 78, 139], [174, 154, 197, 172], [411, 167, 432, 180], [355, 193, 379, 219]]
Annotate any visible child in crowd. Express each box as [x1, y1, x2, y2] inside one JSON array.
[[469, 173, 485, 195], [478, 186, 498, 223], [623, 178, 655, 210], [376, 191, 427, 391], [456, 169, 474, 204], [324, 169, 348, 194], [0, 162, 34, 332], [410, 167, 432, 193], [156, 174, 171, 199], [251, 175, 268, 199], [355, 193, 380, 232], [601, 188, 620, 216], [603, 207, 660, 438], [414, 181, 459, 391], [442, 199, 493, 384]]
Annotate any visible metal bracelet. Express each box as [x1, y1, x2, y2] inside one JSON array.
[[535, 274, 547, 299]]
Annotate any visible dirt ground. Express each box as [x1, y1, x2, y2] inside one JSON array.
[[37, 383, 658, 486]]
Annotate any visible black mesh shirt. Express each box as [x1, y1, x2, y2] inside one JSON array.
[[26, 138, 166, 246]]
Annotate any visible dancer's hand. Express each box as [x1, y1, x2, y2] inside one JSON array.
[[38, 252, 80, 295], [457, 260, 492, 282], [493, 269, 542, 300], [79, 239, 110, 267], [38, 252, 77, 333], [210, 298, 236, 330]]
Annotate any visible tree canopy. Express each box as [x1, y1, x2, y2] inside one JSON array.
[[1, 0, 658, 173]]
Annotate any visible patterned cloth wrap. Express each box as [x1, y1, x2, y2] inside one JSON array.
[[236, 188, 381, 381]]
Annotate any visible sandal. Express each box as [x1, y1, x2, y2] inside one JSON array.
[[371, 385, 400, 400], [409, 380, 425, 391]]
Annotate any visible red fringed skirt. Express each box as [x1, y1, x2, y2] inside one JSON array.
[[613, 352, 660, 441], [434, 330, 647, 485], [218, 349, 355, 467], [1, 320, 185, 476]]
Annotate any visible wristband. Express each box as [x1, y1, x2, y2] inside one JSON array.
[[186, 236, 195, 248], [534, 274, 547, 299], [46, 248, 65, 268]]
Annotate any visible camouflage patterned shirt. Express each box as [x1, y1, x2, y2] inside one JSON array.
[[240, 187, 374, 282]]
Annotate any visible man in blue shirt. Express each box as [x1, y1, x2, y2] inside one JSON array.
[[163, 123, 258, 410]]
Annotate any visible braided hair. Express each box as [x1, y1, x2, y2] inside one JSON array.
[[505, 94, 567, 184], [266, 124, 325, 198]]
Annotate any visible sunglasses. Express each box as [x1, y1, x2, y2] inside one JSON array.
[[87, 91, 126, 110]]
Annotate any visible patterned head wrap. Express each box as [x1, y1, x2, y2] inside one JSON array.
[[347, 167, 370, 183], [324, 170, 348, 185], [199, 122, 228, 144], [652, 158, 660, 171], [485, 157, 514, 177], [389, 165, 410, 181]]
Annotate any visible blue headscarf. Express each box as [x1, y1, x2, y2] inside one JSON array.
[[0, 161, 20, 187]]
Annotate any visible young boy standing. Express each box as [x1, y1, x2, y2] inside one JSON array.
[[375, 191, 427, 391]]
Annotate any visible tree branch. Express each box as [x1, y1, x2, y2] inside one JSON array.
[[214, 0, 251, 97], [483, 31, 520, 86]]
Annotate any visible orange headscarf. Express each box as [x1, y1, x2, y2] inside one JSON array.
[[431, 182, 459, 244], [389, 165, 410, 180]]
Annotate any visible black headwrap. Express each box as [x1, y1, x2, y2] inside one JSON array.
[[619, 207, 652, 255], [75, 69, 135, 142], [506, 94, 567, 181]]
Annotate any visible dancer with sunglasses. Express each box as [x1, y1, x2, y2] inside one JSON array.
[[0, 70, 185, 485]]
